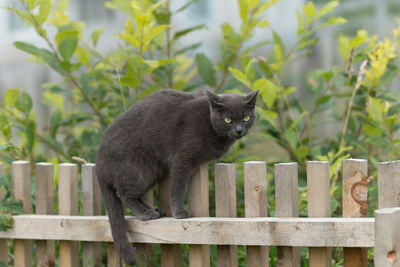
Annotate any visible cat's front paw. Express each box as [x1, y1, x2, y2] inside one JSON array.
[[173, 209, 191, 219]]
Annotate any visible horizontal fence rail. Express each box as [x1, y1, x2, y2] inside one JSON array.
[[1, 159, 400, 267], [0, 215, 375, 247]]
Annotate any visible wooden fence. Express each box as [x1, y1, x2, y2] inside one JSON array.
[[0, 159, 400, 266]]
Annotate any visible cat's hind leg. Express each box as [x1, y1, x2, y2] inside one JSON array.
[[138, 197, 166, 217], [124, 197, 162, 220]]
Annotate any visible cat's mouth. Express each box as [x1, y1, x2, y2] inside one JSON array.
[[230, 132, 245, 139]]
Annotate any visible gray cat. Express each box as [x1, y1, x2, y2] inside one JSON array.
[[95, 89, 258, 265]]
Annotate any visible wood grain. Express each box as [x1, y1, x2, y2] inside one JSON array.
[[188, 164, 210, 267], [215, 163, 237, 267], [244, 161, 268, 267], [82, 164, 102, 267], [12, 161, 32, 267], [374, 207, 400, 267], [58, 163, 79, 267], [275, 163, 300, 267], [35, 163, 55, 267], [307, 161, 332, 267], [343, 159, 368, 267]]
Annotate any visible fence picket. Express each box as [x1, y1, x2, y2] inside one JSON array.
[[374, 207, 400, 266], [215, 163, 237, 267], [307, 161, 332, 267], [107, 243, 121, 267], [378, 161, 400, 208], [0, 163, 7, 265], [244, 161, 268, 267], [343, 159, 368, 267], [159, 176, 182, 267], [12, 161, 32, 267], [36, 163, 55, 267], [82, 164, 102, 267], [136, 189, 155, 267], [188, 164, 210, 267], [275, 163, 300, 267], [58, 163, 79, 267]]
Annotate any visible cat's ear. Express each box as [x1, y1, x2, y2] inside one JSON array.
[[244, 90, 259, 108], [206, 90, 224, 110]]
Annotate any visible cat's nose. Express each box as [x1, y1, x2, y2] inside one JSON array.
[[235, 126, 244, 136]]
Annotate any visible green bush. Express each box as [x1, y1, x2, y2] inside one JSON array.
[[1, 0, 400, 265]]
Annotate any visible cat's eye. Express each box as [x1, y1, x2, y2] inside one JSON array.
[[243, 116, 251, 122], [224, 117, 232, 124]]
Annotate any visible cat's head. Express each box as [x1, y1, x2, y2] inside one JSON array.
[[206, 90, 259, 139]]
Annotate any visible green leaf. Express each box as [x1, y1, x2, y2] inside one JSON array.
[[253, 78, 276, 108], [303, 2, 316, 24], [285, 129, 298, 148], [174, 42, 202, 55], [173, 24, 206, 40], [388, 103, 400, 116], [50, 110, 62, 138], [14, 42, 65, 75], [295, 145, 309, 159], [175, 0, 198, 13], [363, 125, 382, 137], [37, 0, 53, 24], [238, 0, 249, 22], [91, 27, 104, 47], [58, 38, 78, 61], [4, 89, 20, 107], [324, 16, 347, 26], [228, 67, 251, 87], [195, 53, 216, 86], [316, 95, 331, 106], [15, 92, 33, 114], [316, 1, 338, 19], [0, 214, 13, 232], [26, 120, 36, 153], [256, 107, 277, 128]]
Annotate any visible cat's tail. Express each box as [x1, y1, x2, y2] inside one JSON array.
[[100, 182, 136, 265]]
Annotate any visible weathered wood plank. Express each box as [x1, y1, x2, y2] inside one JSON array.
[[82, 164, 102, 267], [215, 163, 237, 267], [159, 177, 182, 267], [0, 163, 8, 265], [12, 161, 32, 267], [343, 159, 368, 267], [136, 190, 155, 267], [188, 164, 210, 267], [374, 207, 400, 267], [307, 161, 332, 267], [275, 163, 300, 267], [58, 163, 79, 267], [107, 243, 121, 267], [0, 215, 375, 247], [35, 163, 55, 267], [244, 161, 268, 267], [378, 161, 400, 208]]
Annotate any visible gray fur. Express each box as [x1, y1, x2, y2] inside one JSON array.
[[95, 89, 258, 265]]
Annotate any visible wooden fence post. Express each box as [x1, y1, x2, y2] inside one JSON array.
[[307, 161, 332, 267], [343, 159, 368, 267], [159, 176, 182, 267], [275, 163, 300, 267], [36, 163, 55, 267], [12, 161, 32, 267], [378, 161, 400, 208], [188, 164, 210, 267], [136, 189, 155, 267], [59, 163, 79, 267], [215, 163, 237, 267], [374, 207, 400, 266], [0, 163, 8, 265], [244, 161, 268, 267], [82, 163, 102, 267]]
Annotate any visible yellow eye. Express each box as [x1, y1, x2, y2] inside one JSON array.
[[243, 115, 251, 122], [224, 117, 232, 124]]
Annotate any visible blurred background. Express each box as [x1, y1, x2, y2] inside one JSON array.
[[1, 0, 400, 129]]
